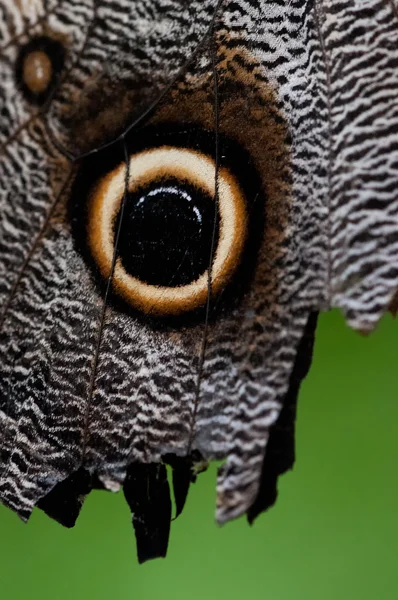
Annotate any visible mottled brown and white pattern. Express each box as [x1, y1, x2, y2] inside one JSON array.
[[0, 0, 397, 559]]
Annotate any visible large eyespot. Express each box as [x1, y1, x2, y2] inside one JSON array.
[[87, 146, 248, 316], [15, 36, 65, 105]]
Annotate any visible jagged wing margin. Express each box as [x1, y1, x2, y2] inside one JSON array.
[[0, 0, 397, 562]]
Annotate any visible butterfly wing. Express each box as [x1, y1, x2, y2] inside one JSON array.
[[0, 0, 396, 560]]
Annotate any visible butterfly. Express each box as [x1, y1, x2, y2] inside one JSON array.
[[0, 0, 397, 563]]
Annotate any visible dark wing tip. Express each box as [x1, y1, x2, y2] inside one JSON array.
[[123, 463, 172, 564], [37, 468, 92, 528]]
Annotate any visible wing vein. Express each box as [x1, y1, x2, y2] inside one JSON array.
[[188, 2, 222, 452], [80, 138, 130, 460], [0, 166, 75, 331]]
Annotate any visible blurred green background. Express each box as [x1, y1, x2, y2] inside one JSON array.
[[0, 310, 397, 600]]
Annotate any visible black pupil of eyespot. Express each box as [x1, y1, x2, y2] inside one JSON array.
[[117, 179, 219, 287]]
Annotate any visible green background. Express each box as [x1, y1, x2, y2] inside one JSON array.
[[0, 310, 397, 600]]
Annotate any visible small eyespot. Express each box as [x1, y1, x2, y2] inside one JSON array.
[[22, 50, 52, 95], [87, 146, 248, 317], [15, 36, 65, 105]]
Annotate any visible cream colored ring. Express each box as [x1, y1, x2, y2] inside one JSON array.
[[87, 146, 247, 316]]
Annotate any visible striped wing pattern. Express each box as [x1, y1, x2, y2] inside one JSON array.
[[0, 0, 396, 559]]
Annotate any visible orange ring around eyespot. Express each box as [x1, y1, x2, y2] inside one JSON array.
[[87, 146, 247, 316]]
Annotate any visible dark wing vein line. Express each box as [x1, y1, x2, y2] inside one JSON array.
[[187, 5, 221, 452], [74, 0, 226, 162], [0, 113, 39, 156], [0, 166, 75, 332], [80, 137, 130, 459]]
